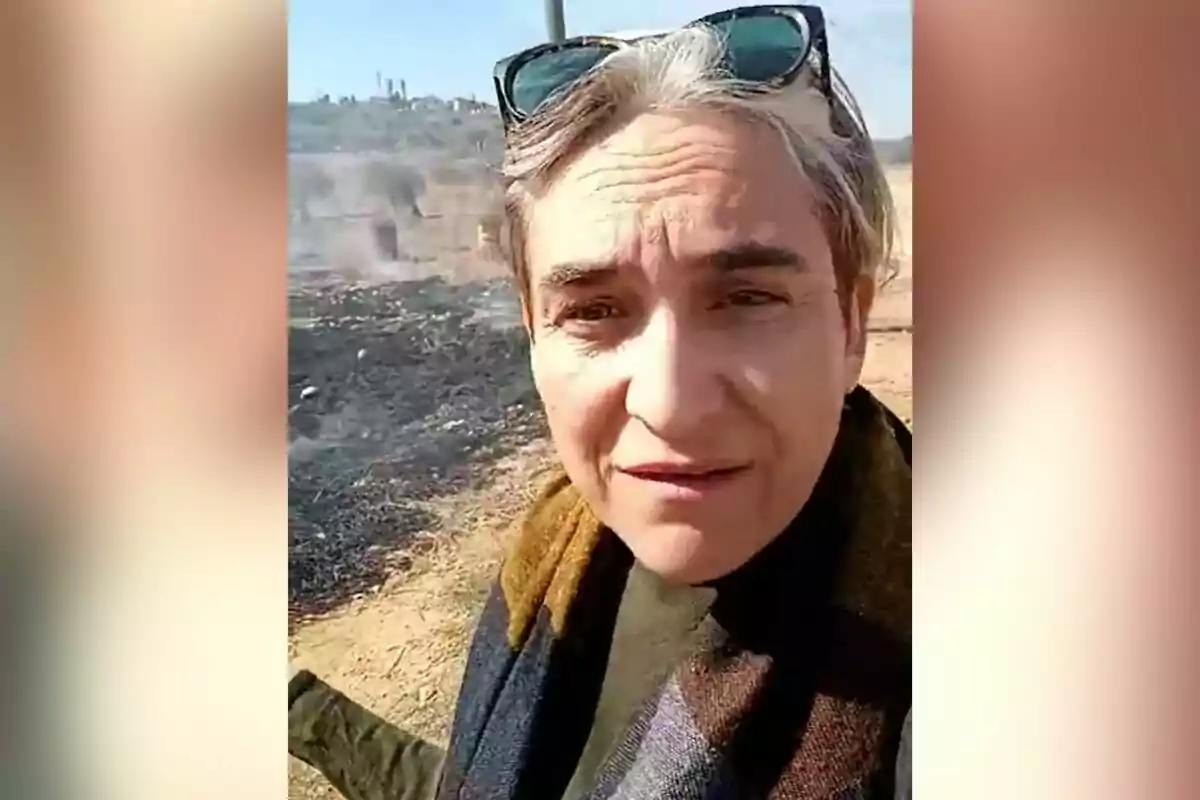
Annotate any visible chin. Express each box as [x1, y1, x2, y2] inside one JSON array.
[[621, 520, 754, 586]]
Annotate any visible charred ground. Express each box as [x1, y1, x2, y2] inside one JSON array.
[[288, 277, 544, 621]]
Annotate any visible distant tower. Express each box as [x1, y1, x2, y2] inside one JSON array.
[[400, 79, 408, 102], [375, 70, 382, 95], [386, 78, 394, 97]]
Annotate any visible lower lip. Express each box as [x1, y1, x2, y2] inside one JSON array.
[[618, 467, 750, 501]]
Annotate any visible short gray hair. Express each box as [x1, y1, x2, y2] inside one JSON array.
[[499, 24, 896, 313]]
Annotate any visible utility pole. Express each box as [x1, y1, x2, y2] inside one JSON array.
[[544, 0, 566, 42]]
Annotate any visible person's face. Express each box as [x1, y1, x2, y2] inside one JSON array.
[[525, 109, 869, 583]]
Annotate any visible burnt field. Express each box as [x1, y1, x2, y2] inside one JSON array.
[[287, 276, 546, 621]]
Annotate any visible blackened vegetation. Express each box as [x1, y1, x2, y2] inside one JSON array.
[[288, 277, 545, 621]]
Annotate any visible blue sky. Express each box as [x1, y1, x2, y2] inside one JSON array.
[[288, 0, 911, 138]]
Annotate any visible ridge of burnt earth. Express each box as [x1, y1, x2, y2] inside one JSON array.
[[288, 276, 545, 622]]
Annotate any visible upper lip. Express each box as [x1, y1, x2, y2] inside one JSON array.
[[618, 461, 748, 476]]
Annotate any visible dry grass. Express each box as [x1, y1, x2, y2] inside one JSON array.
[[288, 440, 557, 798]]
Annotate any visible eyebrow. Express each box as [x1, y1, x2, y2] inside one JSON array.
[[703, 243, 807, 273], [538, 243, 807, 292]]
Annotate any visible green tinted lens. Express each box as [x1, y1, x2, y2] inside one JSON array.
[[510, 45, 612, 116], [711, 13, 809, 83]]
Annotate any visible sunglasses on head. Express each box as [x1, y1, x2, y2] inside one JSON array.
[[493, 4, 830, 130]]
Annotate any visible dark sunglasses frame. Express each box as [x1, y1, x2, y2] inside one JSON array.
[[492, 4, 830, 129]]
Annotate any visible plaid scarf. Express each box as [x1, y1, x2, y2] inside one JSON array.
[[437, 386, 911, 800]]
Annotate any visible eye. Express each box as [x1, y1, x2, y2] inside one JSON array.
[[559, 299, 623, 323], [720, 289, 784, 308]]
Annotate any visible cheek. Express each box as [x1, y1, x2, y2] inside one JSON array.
[[531, 342, 623, 464], [748, 338, 845, 484], [747, 302, 848, 385], [738, 306, 849, 437]]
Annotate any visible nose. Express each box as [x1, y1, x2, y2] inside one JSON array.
[[623, 308, 725, 440]]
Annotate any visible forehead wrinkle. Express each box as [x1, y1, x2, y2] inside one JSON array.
[[593, 139, 740, 166], [567, 126, 740, 173], [562, 162, 749, 214], [570, 156, 737, 195], [530, 113, 821, 287]]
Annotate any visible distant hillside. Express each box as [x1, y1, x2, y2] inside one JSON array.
[[289, 98, 910, 165], [873, 136, 912, 165], [288, 98, 503, 162]]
